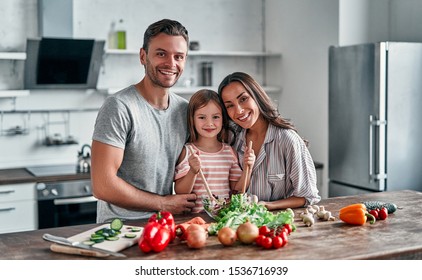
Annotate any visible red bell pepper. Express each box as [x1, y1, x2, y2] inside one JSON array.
[[138, 220, 171, 253], [148, 211, 176, 241]]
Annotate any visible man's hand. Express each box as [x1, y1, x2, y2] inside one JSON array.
[[160, 193, 197, 214]]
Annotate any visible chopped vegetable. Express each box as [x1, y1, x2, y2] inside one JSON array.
[[124, 233, 137, 238], [110, 218, 124, 231], [339, 203, 376, 225]]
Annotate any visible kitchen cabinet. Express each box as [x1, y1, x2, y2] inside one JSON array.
[[0, 183, 37, 234], [0, 52, 29, 98], [103, 49, 282, 96]]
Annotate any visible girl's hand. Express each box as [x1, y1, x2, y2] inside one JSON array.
[[188, 148, 201, 174], [244, 145, 256, 169]]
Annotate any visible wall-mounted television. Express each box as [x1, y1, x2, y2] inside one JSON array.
[[24, 37, 105, 89]]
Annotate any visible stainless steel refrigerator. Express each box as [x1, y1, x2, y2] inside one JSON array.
[[328, 42, 422, 197]]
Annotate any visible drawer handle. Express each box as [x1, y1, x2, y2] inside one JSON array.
[[0, 207, 16, 212], [0, 190, 15, 195], [54, 196, 97, 205]]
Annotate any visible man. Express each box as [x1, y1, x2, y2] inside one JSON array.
[[91, 19, 196, 223]]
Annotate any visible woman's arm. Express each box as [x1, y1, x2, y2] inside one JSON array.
[[260, 196, 306, 211]]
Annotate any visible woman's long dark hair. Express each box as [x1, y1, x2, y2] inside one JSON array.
[[217, 72, 308, 145]]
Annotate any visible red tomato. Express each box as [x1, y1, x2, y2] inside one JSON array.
[[272, 236, 284, 249], [369, 209, 379, 220], [259, 225, 271, 236], [283, 224, 293, 234], [279, 231, 288, 244], [255, 235, 265, 247], [378, 207, 388, 220], [261, 236, 273, 249]]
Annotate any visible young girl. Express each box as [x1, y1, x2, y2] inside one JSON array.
[[174, 89, 255, 213]]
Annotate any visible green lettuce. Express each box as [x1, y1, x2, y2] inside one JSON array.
[[207, 194, 294, 235]]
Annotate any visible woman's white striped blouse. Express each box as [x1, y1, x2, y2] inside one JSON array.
[[233, 124, 321, 206]]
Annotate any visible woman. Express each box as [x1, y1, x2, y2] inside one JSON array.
[[217, 72, 320, 210]]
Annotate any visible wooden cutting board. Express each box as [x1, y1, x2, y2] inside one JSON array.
[[50, 224, 143, 257]]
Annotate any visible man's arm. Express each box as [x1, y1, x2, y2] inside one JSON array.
[[91, 140, 196, 213]]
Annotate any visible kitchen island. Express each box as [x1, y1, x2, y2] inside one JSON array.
[[0, 190, 421, 260]]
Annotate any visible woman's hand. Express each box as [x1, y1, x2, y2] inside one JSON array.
[[244, 144, 256, 170]]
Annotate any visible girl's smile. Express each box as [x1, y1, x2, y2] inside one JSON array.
[[194, 101, 223, 139]]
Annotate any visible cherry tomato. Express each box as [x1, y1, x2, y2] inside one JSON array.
[[272, 236, 284, 249], [283, 224, 293, 234], [279, 231, 288, 244], [259, 225, 271, 236], [255, 235, 265, 247], [261, 236, 273, 249], [378, 207, 388, 220], [369, 209, 379, 220]]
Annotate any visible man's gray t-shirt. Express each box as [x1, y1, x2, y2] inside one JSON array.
[[92, 85, 188, 223]]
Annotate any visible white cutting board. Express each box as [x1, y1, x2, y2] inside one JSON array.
[[68, 224, 143, 253]]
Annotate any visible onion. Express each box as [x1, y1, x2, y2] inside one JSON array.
[[236, 221, 259, 244], [218, 227, 237, 246], [186, 224, 207, 249]]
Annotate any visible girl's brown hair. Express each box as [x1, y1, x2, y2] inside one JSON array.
[[187, 89, 231, 143]]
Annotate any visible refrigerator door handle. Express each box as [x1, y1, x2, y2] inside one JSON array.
[[369, 115, 387, 181]]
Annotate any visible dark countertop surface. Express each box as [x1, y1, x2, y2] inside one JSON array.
[[0, 190, 421, 260], [0, 167, 90, 185]]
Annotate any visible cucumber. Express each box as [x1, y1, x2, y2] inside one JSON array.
[[105, 236, 119, 241], [90, 236, 105, 243], [110, 218, 123, 231], [124, 233, 137, 238], [362, 201, 398, 214], [82, 240, 95, 246]]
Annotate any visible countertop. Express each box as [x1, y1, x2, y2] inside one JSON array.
[[0, 190, 421, 260], [0, 167, 90, 185]]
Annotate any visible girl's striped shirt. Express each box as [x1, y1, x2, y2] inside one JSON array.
[[174, 143, 242, 212]]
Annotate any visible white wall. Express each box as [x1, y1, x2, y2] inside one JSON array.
[[266, 0, 339, 198]]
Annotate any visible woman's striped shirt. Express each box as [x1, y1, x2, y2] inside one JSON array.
[[233, 124, 321, 206], [174, 143, 242, 213]]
